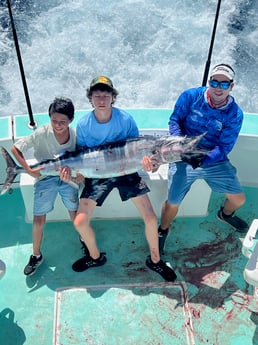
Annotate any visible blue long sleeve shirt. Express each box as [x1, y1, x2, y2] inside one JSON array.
[[168, 87, 243, 167]]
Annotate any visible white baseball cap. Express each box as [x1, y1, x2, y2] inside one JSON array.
[[210, 64, 235, 80]]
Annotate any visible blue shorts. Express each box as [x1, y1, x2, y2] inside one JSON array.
[[80, 172, 149, 206], [33, 176, 79, 216], [168, 160, 243, 205]]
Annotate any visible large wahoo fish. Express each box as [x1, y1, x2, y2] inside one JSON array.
[[0, 133, 207, 195]]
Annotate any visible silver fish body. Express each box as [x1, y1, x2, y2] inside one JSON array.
[[0, 133, 207, 195]]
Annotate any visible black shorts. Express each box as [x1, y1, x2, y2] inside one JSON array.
[[80, 172, 150, 206]]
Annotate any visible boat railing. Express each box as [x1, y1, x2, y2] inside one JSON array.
[[242, 219, 258, 298]]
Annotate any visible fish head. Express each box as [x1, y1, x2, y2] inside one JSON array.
[[152, 132, 208, 163]]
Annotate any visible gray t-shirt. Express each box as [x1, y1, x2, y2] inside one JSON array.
[[14, 124, 76, 162]]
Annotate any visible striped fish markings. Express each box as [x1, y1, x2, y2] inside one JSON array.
[[0, 133, 207, 195]]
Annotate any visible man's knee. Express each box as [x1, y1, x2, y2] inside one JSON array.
[[227, 192, 246, 208], [164, 200, 179, 212], [143, 211, 157, 227], [74, 213, 89, 231], [238, 193, 246, 207]]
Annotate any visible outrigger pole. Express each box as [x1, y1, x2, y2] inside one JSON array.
[[202, 0, 222, 86], [6, 0, 37, 129]]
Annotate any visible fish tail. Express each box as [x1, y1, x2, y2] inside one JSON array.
[[0, 146, 21, 195]]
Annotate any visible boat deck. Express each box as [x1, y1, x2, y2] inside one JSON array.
[[1, 185, 258, 345], [1, 109, 258, 344]]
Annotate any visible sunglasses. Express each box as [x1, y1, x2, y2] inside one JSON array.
[[209, 79, 232, 90]]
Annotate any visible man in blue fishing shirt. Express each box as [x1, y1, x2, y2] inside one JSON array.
[[146, 63, 248, 253]]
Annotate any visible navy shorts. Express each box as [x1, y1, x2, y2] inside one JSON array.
[[80, 172, 150, 206]]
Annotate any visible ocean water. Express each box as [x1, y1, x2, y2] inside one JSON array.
[[0, 0, 257, 116]]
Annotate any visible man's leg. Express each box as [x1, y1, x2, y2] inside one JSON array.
[[217, 192, 248, 232], [23, 215, 45, 276], [73, 198, 101, 259], [223, 192, 245, 214], [72, 198, 106, 272], [158, 201, 179, 254], [32, 215, 46, 256], [132, 195, 177, 282]]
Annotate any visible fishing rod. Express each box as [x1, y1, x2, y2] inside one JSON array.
[[6, 0, 37, 129], [202, 0, 222, 86]]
